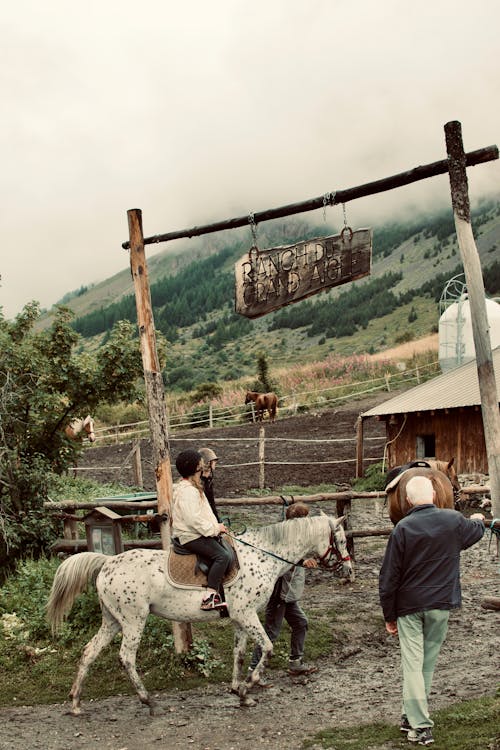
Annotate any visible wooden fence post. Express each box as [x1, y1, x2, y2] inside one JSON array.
[[127, 208, 192, 653], [132, 441, 143, 488], [445, 121, 500, 519], [259, 426, 265, 489], [355, 416, 364, 478]]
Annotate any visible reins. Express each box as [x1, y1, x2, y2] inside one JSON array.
[[224, 531, 309, 568], [225, 527, 350, 572]]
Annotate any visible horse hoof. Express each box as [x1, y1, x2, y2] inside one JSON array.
[[149, 705, 164, 716], [65, 708, 83, 717], [240, 695, 257, 707]]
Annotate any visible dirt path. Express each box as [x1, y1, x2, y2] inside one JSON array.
[[1, 392, 498, 750], [1, 505, 498, 750]]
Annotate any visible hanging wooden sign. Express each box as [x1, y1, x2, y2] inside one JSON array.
[[234, 228, 372, 319]]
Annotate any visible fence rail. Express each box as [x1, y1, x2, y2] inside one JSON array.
[[88, 360, 439, 444], [44, 488, 496, 558]]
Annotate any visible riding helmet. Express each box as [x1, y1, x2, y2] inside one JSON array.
[[199, 447, 218, 463]]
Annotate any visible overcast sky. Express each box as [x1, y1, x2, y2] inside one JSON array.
[[1, 0, 499, 319]]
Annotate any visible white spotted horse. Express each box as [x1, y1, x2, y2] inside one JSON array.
[[46, 513, 353, 714]]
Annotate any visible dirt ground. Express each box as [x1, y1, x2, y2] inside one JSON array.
[[1, 393, 498, 750], [74, 391, 392, 494]]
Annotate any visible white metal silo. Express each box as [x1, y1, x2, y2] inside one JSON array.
[[439, 290, 500, 372]]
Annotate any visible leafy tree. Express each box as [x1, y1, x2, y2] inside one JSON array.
[[0, 303, 144, 577]]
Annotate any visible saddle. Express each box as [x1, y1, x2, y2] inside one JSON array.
[[385, 461, 431, 491], [166, 535, 240, 590]]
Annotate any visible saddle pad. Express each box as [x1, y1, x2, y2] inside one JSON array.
[[166, 536, 240, 590]]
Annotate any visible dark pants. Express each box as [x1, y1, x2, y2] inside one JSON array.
[[249, 592, 308, 669], [182, 536, 232, 593]]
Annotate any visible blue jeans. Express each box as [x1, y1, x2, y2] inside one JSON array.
[[398, 609, 450, 729], [249, 594, 308, 669], [182, 536, 232, 593]]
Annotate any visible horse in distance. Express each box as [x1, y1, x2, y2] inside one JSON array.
[[64, 415, 96, 443], [244, 391, 278, 422], [46, 513, 353, 714], [385, 458, 460, 524]]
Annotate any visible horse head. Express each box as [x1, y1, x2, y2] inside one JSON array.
[[82, 415, 96, 443], [318, 513, 354, 581], [244, 391, 253, 405], [432, 457, 461, 505]]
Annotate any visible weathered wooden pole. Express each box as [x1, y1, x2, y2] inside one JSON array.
[[444, 121, 500, 519], [127, 208, 192, 652], [259, 426, 265, 489], [355, 416, 364, 478]]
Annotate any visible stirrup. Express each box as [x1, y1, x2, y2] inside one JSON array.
[[200, 592, 226, 610]]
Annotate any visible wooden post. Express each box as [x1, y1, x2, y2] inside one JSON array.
[[127, 208, 192, 653], [355, 416, 364, 478], [444, 121, 500, 518], [259, 426, 265, 489], [132, 441, 143, 488]]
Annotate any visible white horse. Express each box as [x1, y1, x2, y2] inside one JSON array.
[[64, 415, 96, 443], [46, 513, 353, 714]]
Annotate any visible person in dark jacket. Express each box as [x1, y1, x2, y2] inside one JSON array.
[[248, 502, 318, 682], [198, 446, 220, 522], [379, 475, 485, 746]]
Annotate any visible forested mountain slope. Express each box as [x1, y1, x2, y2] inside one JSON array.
[[43, 197, 500, 390]]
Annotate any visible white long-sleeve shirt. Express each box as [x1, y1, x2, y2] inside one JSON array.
[[171, 479, 220, 544]]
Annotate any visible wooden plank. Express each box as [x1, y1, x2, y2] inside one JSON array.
[[234, 229, 371, 318]]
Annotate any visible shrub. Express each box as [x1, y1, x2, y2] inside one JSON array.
[[351, 462, 387, 491]]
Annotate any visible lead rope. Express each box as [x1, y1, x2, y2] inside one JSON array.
[[224, 531, 309, 569]]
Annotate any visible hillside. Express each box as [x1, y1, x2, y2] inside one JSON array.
[[37, 197, 500, 390]]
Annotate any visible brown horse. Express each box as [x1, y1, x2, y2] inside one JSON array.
[[244, 391, 278, 422], [386, 458, 460, 525]]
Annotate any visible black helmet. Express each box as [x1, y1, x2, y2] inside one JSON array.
[[175, 449, 202, 478]]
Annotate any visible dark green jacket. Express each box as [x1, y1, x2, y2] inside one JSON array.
[[379, 505, 484, 622]]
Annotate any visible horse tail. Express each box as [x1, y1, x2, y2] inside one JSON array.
[[46, 552, 107, 633]]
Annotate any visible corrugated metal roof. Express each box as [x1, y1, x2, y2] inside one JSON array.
[[362, 345, 500, 418]]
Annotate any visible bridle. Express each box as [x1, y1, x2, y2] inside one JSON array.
[[318, 528, 351, 571]]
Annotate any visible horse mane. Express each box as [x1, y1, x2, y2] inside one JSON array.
[[430, 460, 448, 473], [253, 514, 326, 550]]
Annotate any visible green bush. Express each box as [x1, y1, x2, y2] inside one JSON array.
[[351, 462, 387, 491]]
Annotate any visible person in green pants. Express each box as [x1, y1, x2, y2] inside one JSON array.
[[379, 474, 485, 746]]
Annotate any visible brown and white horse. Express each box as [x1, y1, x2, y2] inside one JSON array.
[[244, 391, 278, 422], [64, 415, 96, 443], [386, 458, 460, 525]]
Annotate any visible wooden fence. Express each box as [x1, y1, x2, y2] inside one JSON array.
[[44, 486, 496, 559]]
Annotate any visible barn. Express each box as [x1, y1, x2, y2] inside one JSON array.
[[357, 345, 500, 476]]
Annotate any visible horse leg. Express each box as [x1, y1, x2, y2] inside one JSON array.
[[232, 611, 273, 706], [230, 623, 247, 694], [69, 612, 120, 715], [119, 616, 159, 715]]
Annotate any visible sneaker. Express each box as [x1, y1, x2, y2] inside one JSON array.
[[400, 714, 412, 733], [200, 592, 226, 610], [407, 727, 434, 745], [288, 658, 318, 675]]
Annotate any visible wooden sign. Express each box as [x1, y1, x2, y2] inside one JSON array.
[[235, 228, 372, 319]]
